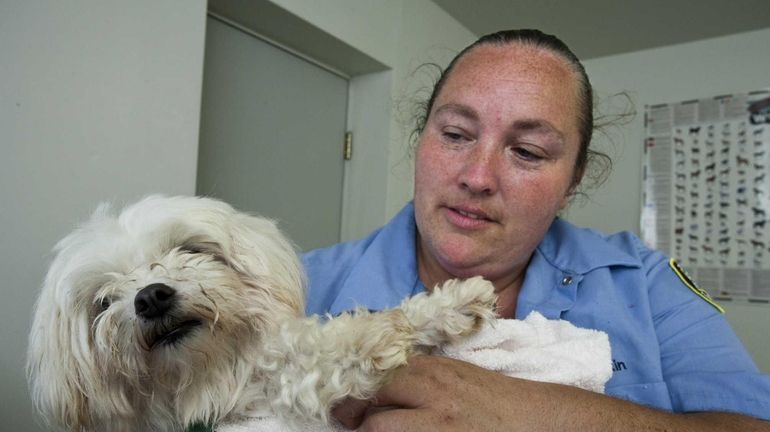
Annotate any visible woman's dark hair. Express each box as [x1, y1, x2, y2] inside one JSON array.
[[413, 29, 611, 191]]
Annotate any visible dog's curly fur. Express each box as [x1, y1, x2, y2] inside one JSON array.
[[27, 195, 496, 431]]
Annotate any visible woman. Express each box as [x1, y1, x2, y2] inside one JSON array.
[[302, 30, 770, 431]]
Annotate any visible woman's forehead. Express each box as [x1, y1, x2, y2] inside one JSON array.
[[433, 44, 581, 140], [446, 43, 576, 91]]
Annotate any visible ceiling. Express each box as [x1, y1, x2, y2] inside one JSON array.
[[432, 0, 770, 59]]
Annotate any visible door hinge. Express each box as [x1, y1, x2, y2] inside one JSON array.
[[343, 131, 353, 160]]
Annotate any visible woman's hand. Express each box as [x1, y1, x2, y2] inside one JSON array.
[[333, 355, 543, 431], [332, 355, 769, 432]]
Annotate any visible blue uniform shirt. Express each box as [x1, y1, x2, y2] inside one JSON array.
[[302, 202, 770, 419]]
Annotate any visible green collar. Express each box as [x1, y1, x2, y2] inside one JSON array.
[[187, 422, 213, 432]]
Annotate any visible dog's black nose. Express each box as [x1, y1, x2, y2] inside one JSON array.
[[134, 283, 176, 319]]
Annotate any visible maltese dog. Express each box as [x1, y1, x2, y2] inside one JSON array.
[[27, 195, 496, 431]]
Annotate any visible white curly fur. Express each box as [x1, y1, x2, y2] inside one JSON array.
[[27, 195, 496, 431]]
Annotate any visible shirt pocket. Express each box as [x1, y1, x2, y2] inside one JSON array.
[[606, 381, 673, 411]]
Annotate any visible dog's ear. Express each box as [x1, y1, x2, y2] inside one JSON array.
[[223, 210, 306, 318], [27, 204, 123, 431], [27, 257, 98, 430]]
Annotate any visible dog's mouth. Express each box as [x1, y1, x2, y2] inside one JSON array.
[[147, 319, 202, 350]]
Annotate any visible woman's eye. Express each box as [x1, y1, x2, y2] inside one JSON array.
[[513, 147, 544, 161], [442, 131, 465, 142]]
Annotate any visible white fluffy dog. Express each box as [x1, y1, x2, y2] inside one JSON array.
[[27, 195, 496, 432]]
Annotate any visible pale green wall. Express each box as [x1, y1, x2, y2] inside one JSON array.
[[0, 2, 207, 431], [267, 0, 402, 67], [566, 28, 770, 372]]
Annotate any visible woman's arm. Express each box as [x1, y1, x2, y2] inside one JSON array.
[[334, 355, 770, 432]]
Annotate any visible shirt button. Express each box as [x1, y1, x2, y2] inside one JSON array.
[[561, 275, 573, 286]]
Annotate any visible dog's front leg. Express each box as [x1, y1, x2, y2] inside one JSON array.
[[398, 276, 497, 347], [263, 276, 496, 424], [262, 308, 416, 424]]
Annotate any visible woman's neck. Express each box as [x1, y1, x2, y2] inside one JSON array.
[[416, 236, 527, 319]]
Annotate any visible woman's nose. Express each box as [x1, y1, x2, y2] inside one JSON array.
[[458, 145, 498, 195]]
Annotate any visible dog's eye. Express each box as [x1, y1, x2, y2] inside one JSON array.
[[181, 245, 205, 254], [179, 242, 227, 263], [180, 243, 211, 255], [99, 297, 111, 311]]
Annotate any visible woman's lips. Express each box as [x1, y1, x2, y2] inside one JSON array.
[[444, 206, 495, 229]]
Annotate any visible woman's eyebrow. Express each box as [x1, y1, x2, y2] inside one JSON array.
[[511, 119, 565, 140], [433, 103, 479, 121]]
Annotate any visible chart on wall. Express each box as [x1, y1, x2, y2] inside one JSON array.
[[641, 88, 770, 302]]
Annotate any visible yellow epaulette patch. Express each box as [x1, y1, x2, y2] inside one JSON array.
[[669, 259, 724, 314]]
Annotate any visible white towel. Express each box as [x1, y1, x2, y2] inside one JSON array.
[[437, 311, 612, 393], [217, 312, 612, 432]]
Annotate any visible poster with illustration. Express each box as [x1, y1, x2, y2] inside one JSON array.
[[642, 89, 770, 302]]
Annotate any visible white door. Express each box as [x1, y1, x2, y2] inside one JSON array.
[[197, 16, 348, 251]]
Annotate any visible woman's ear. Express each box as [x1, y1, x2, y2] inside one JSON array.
[[561, 165, 585, 210]]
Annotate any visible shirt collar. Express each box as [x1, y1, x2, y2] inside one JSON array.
[[516, 217, 641, 319], [328, 202, 423, 315], [536, 217, 640, 275]]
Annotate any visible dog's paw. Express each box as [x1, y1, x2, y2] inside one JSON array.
[[399, 276, 497, 346]]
